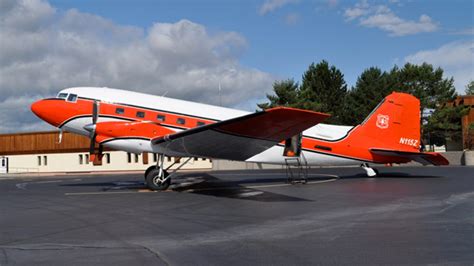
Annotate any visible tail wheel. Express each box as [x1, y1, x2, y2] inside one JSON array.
[[145, 168, 170, 191]]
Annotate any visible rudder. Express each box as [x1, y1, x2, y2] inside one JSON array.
[[356, 92, 421, 153]]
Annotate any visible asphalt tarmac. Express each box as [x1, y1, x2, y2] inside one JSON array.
[[0, 166, 473, 265]]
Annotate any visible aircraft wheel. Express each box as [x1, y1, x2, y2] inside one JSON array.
[[144, 165, 156, 179], [145, 168, 170, 191]]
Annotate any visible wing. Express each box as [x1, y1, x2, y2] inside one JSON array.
[[151, 107, 330, 160], [370, 148, 449, 166]]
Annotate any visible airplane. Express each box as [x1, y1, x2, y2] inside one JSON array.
[[31, 87, 449, 190]]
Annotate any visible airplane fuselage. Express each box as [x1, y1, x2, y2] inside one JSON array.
[[31, 87, 420, 167]]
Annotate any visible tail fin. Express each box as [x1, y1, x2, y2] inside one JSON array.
[[357, 92, 421, 153], [345, 92, 448, 165]]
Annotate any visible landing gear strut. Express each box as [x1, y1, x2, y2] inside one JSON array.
[[144, 154, 193, 191], [361, 163, 378, 177], [146, 168, 170, 191], [145, 154, 170, 191]]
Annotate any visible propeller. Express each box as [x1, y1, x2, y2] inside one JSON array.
[[84, 100, 100, 162]]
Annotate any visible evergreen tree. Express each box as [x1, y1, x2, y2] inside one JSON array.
[[257, 79, 299, 110], [343, 67, 391, 125], [392, 63, 456, 111], [391, 63, 459, 148], [297, 60, 347, 124], [466, 80, 474, 95], [424, 105, 468, 146]]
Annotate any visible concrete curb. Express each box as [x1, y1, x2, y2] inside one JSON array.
[[462, 150, 474, 165]]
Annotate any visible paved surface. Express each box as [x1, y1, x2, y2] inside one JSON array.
[[0, 166, 473, 265]]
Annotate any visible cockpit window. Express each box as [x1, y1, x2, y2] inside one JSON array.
[[66, 94, 77, 102], [58, 93, 68, 99]]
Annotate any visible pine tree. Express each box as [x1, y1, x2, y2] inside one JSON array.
[[466, 80, 474, 95], [391, 63, 459, 148], [343, 67, 391, 125], [392, 63, 456, 111], [297, 60, 347, 124], [257, 79, 299, 110]]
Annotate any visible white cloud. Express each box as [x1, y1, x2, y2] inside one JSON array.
[[344, 1, 438, 36], [404, 41, 474, 92], [0, 96, 55, 133], [259, 0, 298, 15], [343, 0, 369, 21], [0, 0, 275, 133], [452, 27, 474, 35]]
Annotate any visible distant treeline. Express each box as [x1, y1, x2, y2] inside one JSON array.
[[258, 60, 473, 147]]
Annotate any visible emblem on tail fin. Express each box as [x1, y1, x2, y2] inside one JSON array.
[[376, 114, 389, 129]]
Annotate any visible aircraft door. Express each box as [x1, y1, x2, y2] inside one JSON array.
[[283, 133, 302, 157], [0, 157, 8, 174]]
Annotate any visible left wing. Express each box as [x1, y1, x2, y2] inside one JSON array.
[[151, 107, 329, 160]]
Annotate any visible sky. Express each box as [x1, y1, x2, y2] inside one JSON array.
[[0, 0, 473, 133]]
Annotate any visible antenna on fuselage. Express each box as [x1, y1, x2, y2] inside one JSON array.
[[161, 91, 168, 97]]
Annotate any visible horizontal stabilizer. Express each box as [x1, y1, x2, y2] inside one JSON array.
[[370, 148, 449, 166]]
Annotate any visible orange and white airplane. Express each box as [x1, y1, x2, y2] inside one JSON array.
[[31, 87, 448, 190]]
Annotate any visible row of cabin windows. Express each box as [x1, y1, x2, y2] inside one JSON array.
[[56, 94, 208, 127], [115, 107, 207, 127]]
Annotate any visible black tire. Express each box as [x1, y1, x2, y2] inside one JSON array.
[[144, 165, 156, 179], [145, 168, 170, 191]]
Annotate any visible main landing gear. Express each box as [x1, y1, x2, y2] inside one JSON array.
[[361, 163, 379, 177], [144, 154, 192, 191]]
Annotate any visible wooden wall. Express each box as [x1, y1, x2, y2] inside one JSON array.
[[0, 131, 92, 155]]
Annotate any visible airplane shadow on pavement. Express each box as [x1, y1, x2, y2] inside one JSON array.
[[59, 170, 443, 201], [59, 172, 332, 202], [338, 171, 444, 179]]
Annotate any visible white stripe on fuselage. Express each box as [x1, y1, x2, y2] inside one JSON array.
[[59, 87, 357, 165]]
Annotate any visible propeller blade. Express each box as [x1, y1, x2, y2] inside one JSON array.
[[89, 133, 96, 155], [92, 100, 100, 124], [88, 100, 101, 163]]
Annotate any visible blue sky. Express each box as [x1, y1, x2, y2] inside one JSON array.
[[49, 0, 473, 89], [0, 0, 472, 132]]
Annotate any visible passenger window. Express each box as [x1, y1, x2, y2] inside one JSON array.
[[58, 93, 68, 99], [136, 111, 145, 118], [197, 121, 205, 127], [157, 115, 165, 122], [116, 108, 125, 114], [67, 94, 77, 102], [177, 118, 185, 125]]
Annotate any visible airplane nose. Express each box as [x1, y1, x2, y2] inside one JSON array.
[[31, 100, 43, 117], [31, 99, 62, 127], [31, 100, 43, 118]]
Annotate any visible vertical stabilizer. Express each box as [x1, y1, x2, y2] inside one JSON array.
[[356, 92, 421, 152]]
